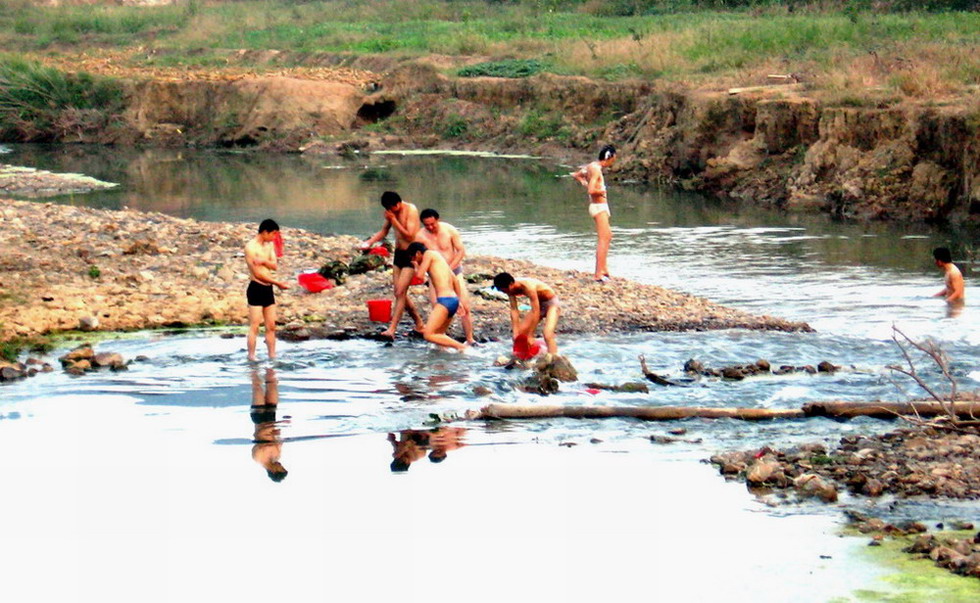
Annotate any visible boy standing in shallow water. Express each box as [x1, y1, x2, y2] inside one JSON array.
[[933, 247, 965, 305], [572, 144, 617, 283], [244, 219, 290, 361], [361, 191, 425, 339], [492, 272, 561, 355]]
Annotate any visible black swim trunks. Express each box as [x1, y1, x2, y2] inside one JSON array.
[[393, 248, 415, 270], [247, 281, 275, 307]]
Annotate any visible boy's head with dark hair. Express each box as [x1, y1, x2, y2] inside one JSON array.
[[258, 218, 279, 234], [933, 247, 953, 264], [380, 191, 402, 210], [406, 241, 427, 259], [419, 208, 439, 221], [598, 145, 616, 162], [493, 272, 516, 293]]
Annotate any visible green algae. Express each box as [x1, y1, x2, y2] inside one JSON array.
[[838, 531, 980, 602]]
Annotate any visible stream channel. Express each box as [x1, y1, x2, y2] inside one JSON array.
[[1, 145, 979, 602]]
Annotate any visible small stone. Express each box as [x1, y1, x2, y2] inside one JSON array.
[[78, 315, 100, 331]]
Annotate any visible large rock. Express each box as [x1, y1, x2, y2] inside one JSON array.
[[535, 354, 577, 382]]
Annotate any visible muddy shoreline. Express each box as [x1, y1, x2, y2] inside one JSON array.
[[0, 197, 809, 345]]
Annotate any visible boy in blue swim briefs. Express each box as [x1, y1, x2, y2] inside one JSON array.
[[407, 242, 467, 351]]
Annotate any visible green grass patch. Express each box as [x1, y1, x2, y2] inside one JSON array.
[[458, 59, 545, 78]]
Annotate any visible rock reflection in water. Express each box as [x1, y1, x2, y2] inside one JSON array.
[[388, 427, 467, 472], [250, 367, 288, 482]]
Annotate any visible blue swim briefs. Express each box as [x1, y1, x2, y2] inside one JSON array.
[[436, 296, 460, 317]]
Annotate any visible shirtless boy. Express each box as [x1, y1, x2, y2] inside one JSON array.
[[492, 272, 561, 355], [361, 191, 424, 339], [571, 144, 617, 282], [407, 241, 466, 351], [415, 208, 475, 344], [245, 219, 290, 361], [933, 247, 965, 304]]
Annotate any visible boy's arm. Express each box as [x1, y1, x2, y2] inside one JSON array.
[[389, 208, 420, 241], [448, 227, 466, 270], [414, 252, 433, 281], [587, 164, 604, 196], [508, 295, 521, 338], [570, 165, 588, 187], [522, 288, 542, 335], [361, 221, 392, 249]]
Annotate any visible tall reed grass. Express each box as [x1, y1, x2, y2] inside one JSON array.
[[0, 54, 124, 140]]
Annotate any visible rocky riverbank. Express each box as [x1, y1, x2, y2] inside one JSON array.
[[0, 197, 809, 346], [709, 419, 980, 580]]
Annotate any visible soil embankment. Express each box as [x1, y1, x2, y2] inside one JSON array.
[[0, 198, 808, 344], [25, 57, 978, 224]]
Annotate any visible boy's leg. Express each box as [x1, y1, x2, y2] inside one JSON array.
[[382, 267, 416, 338], [247, 305, 264, 361], [593, 211, 612, 279], [542, 306, 560, 355], [263, 304, 278, 359], [423, 305, 465, 350]]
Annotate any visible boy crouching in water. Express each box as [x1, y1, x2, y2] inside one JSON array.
[[408, 242, 467, 351], [492, 272, 561, 355]]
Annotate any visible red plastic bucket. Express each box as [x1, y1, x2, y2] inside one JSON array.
[[367, 299, 393, 322], [368, 246, 390, 257], [297, 272, 333, 293], [513, 334, 543, 360]]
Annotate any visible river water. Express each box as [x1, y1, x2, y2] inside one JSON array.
[[2, 145, 978, 602]]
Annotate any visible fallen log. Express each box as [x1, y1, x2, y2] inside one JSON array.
[[461, 399, 980, 423], [802, 400, 980, 420], [470, 403, 805, 421]]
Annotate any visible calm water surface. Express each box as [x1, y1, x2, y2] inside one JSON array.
[[2, 145, 978, 602]]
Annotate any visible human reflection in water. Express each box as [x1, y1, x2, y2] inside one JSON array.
[[387, 427, 467, 472], [250, 368, 288, 482]]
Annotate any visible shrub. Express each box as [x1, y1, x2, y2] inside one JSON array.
[[457, 59, 545, 78]]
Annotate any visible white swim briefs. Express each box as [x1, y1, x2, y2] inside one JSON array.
[[588, 202, 610, 218]]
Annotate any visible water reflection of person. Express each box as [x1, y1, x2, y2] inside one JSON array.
[[250, 368, 288, 482], [387, 427, 467, 472]]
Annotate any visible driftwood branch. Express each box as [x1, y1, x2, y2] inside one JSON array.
[[887, 325, 962, 423], [638, 354, 681, 386]]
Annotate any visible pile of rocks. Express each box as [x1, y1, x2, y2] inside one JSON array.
[[684, 358, 840, 380], [0, 357, 54, 382], [710, 426, 980, 502], [58, 344, 127, 375]]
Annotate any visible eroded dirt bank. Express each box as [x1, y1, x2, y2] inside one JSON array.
[[0, 198, 807, 344], [92, 61, 979, 224]]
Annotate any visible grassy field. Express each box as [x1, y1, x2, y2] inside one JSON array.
[[0, 1, 977, 99]]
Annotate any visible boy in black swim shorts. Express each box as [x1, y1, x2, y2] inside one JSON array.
[[244, 219, 290, 361]]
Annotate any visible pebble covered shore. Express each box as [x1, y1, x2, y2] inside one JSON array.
[[0, 198, 809, 343]]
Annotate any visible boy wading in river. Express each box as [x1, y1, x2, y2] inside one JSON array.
[[361, 191, 425, 339], [245, 219, 291, 361], [408, 242, 467, 351], [492, 272, 561, 355], [572, 144, 617, 283], [933, 247, 965, 306]]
